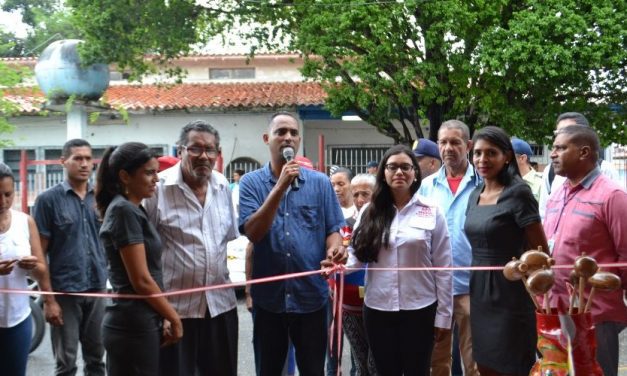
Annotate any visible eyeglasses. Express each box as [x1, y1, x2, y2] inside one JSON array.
[[182, 146, 218, 157], [385, 163, 414, 173]]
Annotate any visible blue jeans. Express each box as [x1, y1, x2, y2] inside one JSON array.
[[0, 314, 32, 376]]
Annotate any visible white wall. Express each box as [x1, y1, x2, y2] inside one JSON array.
[[7, 111, 400, 171], [7, 111, 276, 168]]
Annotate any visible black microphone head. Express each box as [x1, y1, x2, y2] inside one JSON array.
[[282, 147, 295, 161]]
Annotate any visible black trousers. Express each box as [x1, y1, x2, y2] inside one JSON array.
[[103, 314, 160, 376], [159, 307, 239, 376], [254, 304, 328, 376], [363, 303, 437, 376]]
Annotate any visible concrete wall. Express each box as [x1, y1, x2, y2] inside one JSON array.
[[6, 111, 397, 171]]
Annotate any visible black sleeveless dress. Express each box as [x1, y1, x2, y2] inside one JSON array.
[[464, 179, 540, 376]]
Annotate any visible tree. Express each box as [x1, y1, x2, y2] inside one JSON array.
[[0, 0, 81, 58], [0, 62, 30, 146], [67, 0, 626, 145]]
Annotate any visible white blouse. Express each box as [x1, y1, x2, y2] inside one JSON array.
[[0, 210, 32, 328], [348, 195, 453, 329]]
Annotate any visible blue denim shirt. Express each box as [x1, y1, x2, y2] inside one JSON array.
[[239, 163, 344, 313], [32, 181, 107, 292], [418, 165, 480, 296]]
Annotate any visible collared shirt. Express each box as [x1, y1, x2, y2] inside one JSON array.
[[418, 164, 480, 296], [522, 169, 543, 203], [143, 163, 239, 319], [347, 196, 453, 329], [238, 163, 345, 314], [544, 168, 627, 324], [32, 181, 107, 292], [539, 159, 621, 220]]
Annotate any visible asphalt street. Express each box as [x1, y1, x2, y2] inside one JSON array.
[[25, 295, 627, 375]]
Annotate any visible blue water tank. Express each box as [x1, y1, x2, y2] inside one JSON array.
[[35, 39, 109, 101]]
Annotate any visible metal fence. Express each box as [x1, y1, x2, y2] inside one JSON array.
[[327, 144, 393, 175], [12, 171, 67, 211]]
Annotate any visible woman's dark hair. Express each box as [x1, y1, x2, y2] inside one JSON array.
[[472, 126, 521, 186], [0, 162, 14, 182], [352, 144, 421, 263], [95, 142, 158, 217]]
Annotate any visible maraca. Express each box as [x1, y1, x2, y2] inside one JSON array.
[[584, 271, 620, 313]]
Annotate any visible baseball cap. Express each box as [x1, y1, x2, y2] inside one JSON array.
[[511, 138, 533, 159], [366, 161, 378, 169], [412, 138, 440, 160], [157, 156, 180, 172]]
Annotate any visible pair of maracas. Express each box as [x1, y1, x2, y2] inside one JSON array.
[[503, 248, 555, 313], [568, 255, 620, 314], [504, 250, 620, 314]]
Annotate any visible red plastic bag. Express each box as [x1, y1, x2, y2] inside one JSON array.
[[530, 309, 602, 376]]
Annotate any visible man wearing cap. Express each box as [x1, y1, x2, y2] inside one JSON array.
[[366, 161, 378, 175], [418, 120, 480, 376], [413, 138, 442, 179], [511, 138, 543, 202]]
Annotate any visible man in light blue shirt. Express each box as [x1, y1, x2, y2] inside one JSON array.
[[418, 120, 480, 376]]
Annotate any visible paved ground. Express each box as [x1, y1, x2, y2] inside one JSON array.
[[26, 295, 627, 375]]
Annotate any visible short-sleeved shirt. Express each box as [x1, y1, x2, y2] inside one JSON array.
[[522, 170, 543, 203], [544, 169, 627, 324], [32, 181, 107, 292], [143, 163, 239, 319], [238, 163, 345, 314], [99, 195, 163, 329]]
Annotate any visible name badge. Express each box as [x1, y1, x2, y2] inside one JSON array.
[[548, 238, 555, 255], [408, 206, 436, 230]]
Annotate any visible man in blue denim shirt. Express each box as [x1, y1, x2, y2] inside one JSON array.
[[418, 120, 481, 376], [239, 112, 346, 376], [33, 139, 107, 376]]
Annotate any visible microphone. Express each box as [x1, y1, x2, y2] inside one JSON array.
[[282, 147, 299, 191]]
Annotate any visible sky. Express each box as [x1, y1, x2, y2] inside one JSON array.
[[0, 9, 28, 37]]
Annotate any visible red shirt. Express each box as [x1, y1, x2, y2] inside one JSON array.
[[544, 169, 627, 324]]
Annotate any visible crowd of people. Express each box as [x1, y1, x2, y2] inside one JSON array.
[[0, 111, 625, 376]]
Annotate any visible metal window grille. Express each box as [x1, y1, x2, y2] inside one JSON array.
[[225, 157, 261, 182], [327, 144, 393, 175]]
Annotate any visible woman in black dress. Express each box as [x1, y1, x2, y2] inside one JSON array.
[[96, 143, 183, 375], [464, 127, 548, 376]]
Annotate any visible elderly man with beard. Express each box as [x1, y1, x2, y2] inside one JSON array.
[[144, 120, 240, 376]]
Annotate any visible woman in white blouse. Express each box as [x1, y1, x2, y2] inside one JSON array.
[[343, 145, 452, 375], [0, 163, 51, 376]]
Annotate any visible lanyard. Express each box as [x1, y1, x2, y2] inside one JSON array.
[[549, 184, 582, 237]]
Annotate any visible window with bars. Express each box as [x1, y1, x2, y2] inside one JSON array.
[[225, 157, 262, 183], [327, 144, 393, 175]]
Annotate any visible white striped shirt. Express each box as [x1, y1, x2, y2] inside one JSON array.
[[144, 163, 239, 318]]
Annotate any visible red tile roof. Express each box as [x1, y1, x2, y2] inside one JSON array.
[[3, 82, 327, 114]]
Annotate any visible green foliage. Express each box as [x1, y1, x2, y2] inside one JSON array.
[[0, 1, 81, 58], [0, 62, 31, 146], [1, 0, 59, 26], [67, 0, 626, 145]]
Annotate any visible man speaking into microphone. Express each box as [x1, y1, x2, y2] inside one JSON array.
[[239, 112, 347, 376]]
